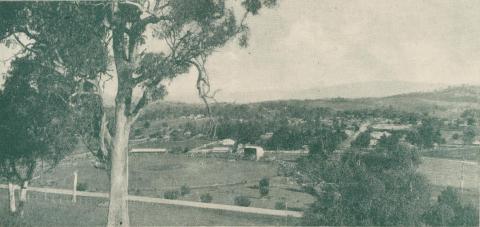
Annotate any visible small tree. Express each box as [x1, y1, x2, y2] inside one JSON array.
[[462, 126, 476, 145], [200, 193, 213, 203], [180, 184, 191, 196], [234, 195, 251, 207], [164, 190, 179, 200], [259, 177, 270, 196]]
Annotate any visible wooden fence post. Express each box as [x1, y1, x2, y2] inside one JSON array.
[[72, 171, 78, 203]]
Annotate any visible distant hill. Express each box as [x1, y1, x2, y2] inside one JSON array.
[[166, 80, 449, 103], [266, 85, 480, 118], [141, 85, 480, 120]]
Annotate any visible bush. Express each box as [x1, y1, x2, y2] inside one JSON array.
[[164, 190, 179, 200], [452, 133, 460, 140], [76, 182, 88, 191], [259, 177, 270, 196], [275, 201, 287, 210], [424, 187, 479, 226], [200, 193, 213, 203], [180, 185, 191, 196], [234, 195, 251, 207]]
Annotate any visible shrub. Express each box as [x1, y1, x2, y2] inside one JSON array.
[[259, 177, 270, 196], [234, 195, 251, 207], [76, 182, 88, 191], [200, 193, 213, 203], [164, 190, 179, 200], [180, 185, 191, 196], [275, 201, 287, 210], [452, 133, 460, 140]]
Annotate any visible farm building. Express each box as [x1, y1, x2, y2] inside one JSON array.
[[241, 145, 265, 161], [221, 138, 236, 146], [190, 139, 236, 153], [130, 148, 168, 153]]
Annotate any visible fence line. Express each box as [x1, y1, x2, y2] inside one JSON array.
[[0, 184, 303, 218]]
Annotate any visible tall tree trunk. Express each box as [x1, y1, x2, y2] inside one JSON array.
[[8, 182, 16, 213], [107, 101, 131, 227], [18, 180, 28, 217]]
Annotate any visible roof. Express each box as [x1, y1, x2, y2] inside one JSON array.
[[130, 148, 167, 153]]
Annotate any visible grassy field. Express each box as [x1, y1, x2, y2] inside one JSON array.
[[418, 157, 478, 190], [0, 192, 300, 226], [27, 152, 313, 211], [2, 148, 478, 226], [421, 146, 480, 161], [417, 157, 479, 207]]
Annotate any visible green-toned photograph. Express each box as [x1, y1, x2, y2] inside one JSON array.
[[0, 0, 478, 226]]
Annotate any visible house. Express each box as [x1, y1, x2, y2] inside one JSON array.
[[473, 139, 480, 146], [242, 145, 265, 161], [190, 139, 235, 153], [260, 132, 274, 140], [369, 131, 391, 146], [221, 139, 236, 146]]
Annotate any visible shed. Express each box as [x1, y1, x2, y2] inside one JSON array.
[[243, 145, 265, 161], [130, 148, 167, 153]]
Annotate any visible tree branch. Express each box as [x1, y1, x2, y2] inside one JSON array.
[[12, 33, 37, 54], [131, 89, 148, 121]]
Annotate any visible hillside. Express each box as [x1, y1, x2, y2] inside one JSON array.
[[140, 85, 480, 121], [254, 85, 480, 118], [165, 81, 448, 103]]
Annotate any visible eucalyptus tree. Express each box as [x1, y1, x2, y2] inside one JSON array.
[[0, 1, 277, 225], [0, 55, 77, 216]]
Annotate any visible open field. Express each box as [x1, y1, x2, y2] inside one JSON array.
[[418, 157, 479, 207], [419, 157, 479, 190], [1, 149, 478, 226], [25, 152, 314, 212], [421, 146, 480, 161], [0, 192, 300, 226]]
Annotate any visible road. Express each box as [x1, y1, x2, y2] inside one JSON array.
[[0, 184, 303, 218], [339, 121, 370, 149]]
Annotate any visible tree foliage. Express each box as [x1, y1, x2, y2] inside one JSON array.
[[300, 145, 430, 226], [424, 186, 479, 226], [0, 55, 77, 185]]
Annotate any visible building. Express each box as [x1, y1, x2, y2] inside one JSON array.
[[221, 139, 236, 146], [130, 148, 167, 153], [242, 145, 265, 161], [369, 131, 391, 146]]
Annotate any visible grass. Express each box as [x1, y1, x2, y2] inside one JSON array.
[[27, 152, 314, 211], [429, 185, 479, 209], [418, 157, 478, 190], [5, 147, 477, 226], [421, 146, 480, 161], [417, 156, 479, 207], [0, 192, 300, 226]]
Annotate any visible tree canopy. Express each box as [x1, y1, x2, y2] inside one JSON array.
[[0, 54, 77, 185]]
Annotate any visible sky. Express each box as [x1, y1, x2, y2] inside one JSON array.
[[1, 0, 480, 103]]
